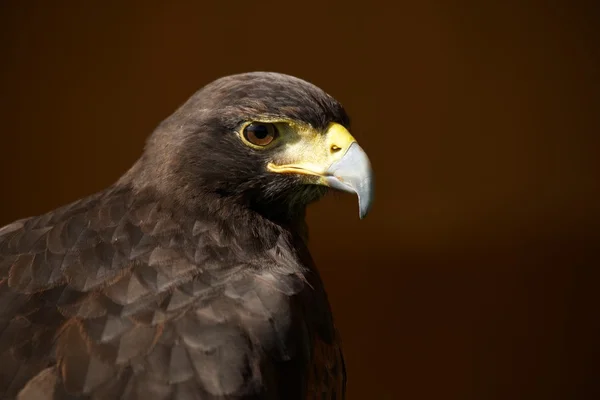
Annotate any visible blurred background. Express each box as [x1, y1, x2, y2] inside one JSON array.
[[1, 1, 599, 399]]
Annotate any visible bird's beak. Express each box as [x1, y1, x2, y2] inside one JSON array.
[[323, 141, 374, 219], [267, 123, 374, 219]]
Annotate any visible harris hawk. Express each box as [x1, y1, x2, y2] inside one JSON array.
[[0, 72, 374, 399]]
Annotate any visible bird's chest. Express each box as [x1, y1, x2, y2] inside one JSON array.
[[306, 330, 346, 400], [186, 226, 345, 397]]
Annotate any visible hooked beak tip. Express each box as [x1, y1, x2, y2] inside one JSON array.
[[324, 142, 374, 219]]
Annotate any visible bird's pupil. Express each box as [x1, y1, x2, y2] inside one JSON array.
[[252, 125, 268, 139]]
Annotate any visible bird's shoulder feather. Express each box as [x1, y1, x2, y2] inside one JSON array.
[[0, 186, 326, 399]]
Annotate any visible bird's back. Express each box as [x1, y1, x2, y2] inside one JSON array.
[[0, 185, 345, 399]]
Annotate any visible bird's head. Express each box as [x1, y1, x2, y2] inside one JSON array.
[[134, 72, 373, 223]]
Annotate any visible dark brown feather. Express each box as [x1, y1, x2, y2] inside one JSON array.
[[0, 186, 345, 399]]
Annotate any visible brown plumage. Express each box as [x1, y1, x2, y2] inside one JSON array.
[[0, 72, 370, 399]]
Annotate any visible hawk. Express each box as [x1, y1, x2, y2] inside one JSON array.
[[0, 72, 374, 399]]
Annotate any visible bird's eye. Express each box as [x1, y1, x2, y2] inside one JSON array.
[[243, 123, 278, 146]]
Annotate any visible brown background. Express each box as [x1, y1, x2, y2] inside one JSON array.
[[1, 1, 599, 399]]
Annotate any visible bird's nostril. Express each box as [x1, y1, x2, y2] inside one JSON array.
[[330, 145, 342, 153]]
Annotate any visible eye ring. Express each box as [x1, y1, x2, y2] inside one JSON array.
[[242, 123, 278, 147]]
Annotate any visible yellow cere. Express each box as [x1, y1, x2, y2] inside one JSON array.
[[266, 122, 357, 177]]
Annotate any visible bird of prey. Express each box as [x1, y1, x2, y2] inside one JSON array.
[[0, 72, 373, 399]]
